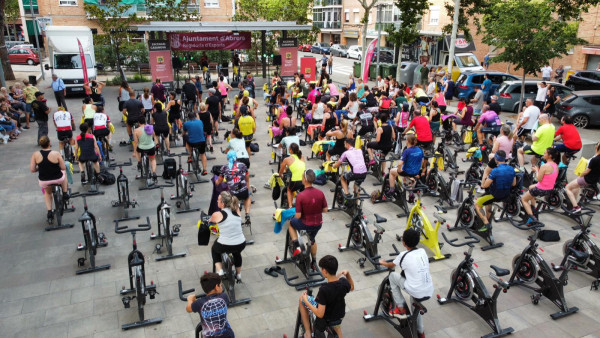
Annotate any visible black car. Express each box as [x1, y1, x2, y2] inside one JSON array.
[[565, 71, 600, 91], [555, 90, 600, 128], [371, 51, 393, 64]]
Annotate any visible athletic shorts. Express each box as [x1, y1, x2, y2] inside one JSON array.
[[327, 146, 345, 157], [288, 180, 305, 193], [210, 110, 220, 121], [137, 147, 156, 157], [529, 187, 552, 197], [517, 128, 531, 138], [234, 189, 249, 201], [523, 145, 542, 156], [343, 172, 366, 182], [554, 143, 580, 154], [238, 157, 250, 168], [290, 217, 321, 242], [399, 171, 419, 177], [417, 140, 433, 149], [188, 141, 206, 154], [84, 118, 94, 128], [366, 141, 392, 154], [430, 121, 440, 132], [577, 176, 589, 187], [154, 128, 169, 138], [79, 155, 98, 163], [93, 128, 110, 139], [476, 194, 503, 207], [481, 126, 501, 135], [168, 112, 181, 124], [244, 134, 253, 148], [127, 116, 140, 127], [38, 170, 66, 190], [56, 130, 73, 142]]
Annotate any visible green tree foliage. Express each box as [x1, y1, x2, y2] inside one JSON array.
[[386, 0, 430, 79], [357, 0, 377, 75], [235, 0, 318, 62], [480, 0, 586, 113], [84, 0, 143, 80], [95, 39, 149, 70], [0, 0, 18, 81], [145, 0, 196, 21]]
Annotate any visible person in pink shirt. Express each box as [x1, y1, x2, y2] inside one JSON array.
[[328, 79, 339, 99]]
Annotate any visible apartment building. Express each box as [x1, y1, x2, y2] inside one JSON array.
[[18, 0, 235, 47]]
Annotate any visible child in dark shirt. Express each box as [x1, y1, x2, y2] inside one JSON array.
[[186, 273, 235, 338], [299, 255, 354, 338]]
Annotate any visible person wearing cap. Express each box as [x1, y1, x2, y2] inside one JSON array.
[[476, 150, 516, 229], [23, 79, 39, 129], [488, 95, 501, 115], [31, 91, 50, 143], [243, 89, 258, 111], [49, 74, 67, 110]]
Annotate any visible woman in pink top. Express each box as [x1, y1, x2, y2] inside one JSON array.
[[434, 91, 447, 113], [328, 79, 339, 98], [521, 147, 560, 225], [480, 124, 514, 186]]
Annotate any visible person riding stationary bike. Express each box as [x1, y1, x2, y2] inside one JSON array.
[[122, 90, 144, 143], [521, 147, 560, 225], [565, 141, 600, 213], [476, 150, 516, 230], [378, 228, 433, 338], [217, 151, 252, 224], [279, 143, 306, 207], [474, 105, 501, 146], [133, 119, 158, 181], [92, 105, 112, 150], [165, 91, 183, 134], [554, 116, 582, 165], [52, 106, 75, 156], [298, 255, 354, 338], [152, 102, 171, 155], [387, 134, 423, 197], [366, 112, 395, 174], [74, 123, 101, 184], [517, 114, 555, 170], [478, 124, 514, 193], [333, 138, 368, 198], [182, 112, 208, 175]]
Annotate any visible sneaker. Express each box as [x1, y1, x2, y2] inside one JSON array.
[[368, 159, 376, 166], [152, 173, 158, 182], [202, 170, 208, 176], [389, 306, 408, 319], [235, 274, 242, 283], [210, 146, 214, 153], [525, 216, 537, 227], [62, 191, 70, 203], [292, 246, 302, 257], [81, 175, 87, 184], [476, 187, 486, 194], [217, 270, 225, 276], [385, 188, 395, 198], [245, 214, 251, 225], [23, 126, 30, 129], [47, 210, 54, 221], [344, 192, 353, 199], [571, 206, 582, 214]]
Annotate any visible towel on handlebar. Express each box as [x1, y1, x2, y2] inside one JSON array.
[[274, 207, 296, 234], [311, 140, 335, 155]]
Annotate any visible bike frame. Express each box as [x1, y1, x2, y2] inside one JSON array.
[[75, 195, 110, 275], [405, 193, 450, 262]]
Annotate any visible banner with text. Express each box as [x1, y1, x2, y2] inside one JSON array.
[[168, 32, 252, 51], [280, 38, 298, 77], [300, 57, 317, 83], [148, 40, 174, 89]]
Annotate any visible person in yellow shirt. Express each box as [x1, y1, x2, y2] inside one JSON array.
[[23, 79, 39, 129], [236, 108, 256, 158], [517, 114, 555, 169]]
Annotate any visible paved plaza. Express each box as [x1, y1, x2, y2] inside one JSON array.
[[2, 81, 600, 338]]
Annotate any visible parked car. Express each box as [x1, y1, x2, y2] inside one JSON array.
[[555, 90, 600, 128], [310, 43, 330, 55], [330, 44, 348, 57], [455, 71, 519, 100], [565, 71, 600, 91], [347, 45, 362, 60], [496, 80, 573, 114], [7, 47, 39, 65], [371, 50, 394, 64], [298, 44, 311, 52]]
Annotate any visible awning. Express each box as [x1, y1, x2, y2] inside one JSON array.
[[443, 34, 476, 53], [582, 46, 600, 55]]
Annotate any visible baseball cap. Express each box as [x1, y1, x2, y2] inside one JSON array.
[[243, 90, 249, 97], [35, 91, 44, 97]]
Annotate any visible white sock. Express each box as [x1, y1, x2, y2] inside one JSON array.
[[217, 269, 224, 276]]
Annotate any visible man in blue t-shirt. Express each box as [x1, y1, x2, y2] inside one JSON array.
[[186, 272, 235, 338], [387, 134, 423, 197], [481, 73, 493, 103], [476, 150, 515, 228], [183, 112, 208, 175]]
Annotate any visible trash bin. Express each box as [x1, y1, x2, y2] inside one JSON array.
[[353, 62, 361, 78], [399, 62, 418, 85], [380, 64, 397, 79], [28, 75, 37, 86], [369, 64, 380, 81]]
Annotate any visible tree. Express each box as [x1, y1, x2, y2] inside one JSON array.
[[0, 0, 17, 81], [480, 0, 586, 114], [5, 0, 20, 40], [235, 0, 318, 64], [84, 0, 143, 80], [146, 0, 195, 22], [357, 0, 377, 76], [386, 0, 430, 80]]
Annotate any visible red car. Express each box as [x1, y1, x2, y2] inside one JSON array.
[[8, 47, 39, 65], [298, 44, 311, 52]]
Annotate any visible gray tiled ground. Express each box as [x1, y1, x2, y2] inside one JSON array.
[[2, 79, 600, 338]]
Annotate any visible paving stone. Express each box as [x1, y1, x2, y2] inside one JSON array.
[[67, 311, 119, 337]]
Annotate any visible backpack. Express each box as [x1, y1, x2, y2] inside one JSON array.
[[98, 169, 115, 185], [162, 158, 177, 179]]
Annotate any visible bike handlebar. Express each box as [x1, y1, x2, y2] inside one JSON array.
[[114, 217, 151, 234], [441, 231, 480, 247], [178, 280, 202, 301]]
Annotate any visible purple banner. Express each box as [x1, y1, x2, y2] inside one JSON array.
[[168, 32, 252, 51]]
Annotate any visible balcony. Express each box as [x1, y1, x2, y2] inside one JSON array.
[[313, 21, 342, 30]]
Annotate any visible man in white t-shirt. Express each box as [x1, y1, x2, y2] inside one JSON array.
[[515, 98, 540, 140], [534, 81, 548, 111], [53, 107, 75, 154], [541, 65, 552, 81], [379, 229, 433, 337]]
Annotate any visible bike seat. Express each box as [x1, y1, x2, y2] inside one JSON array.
[[568, 247, 589, 261], [490, 265, 510, 277], [505, 121, 514, 126], [374, 214, 387, 223]]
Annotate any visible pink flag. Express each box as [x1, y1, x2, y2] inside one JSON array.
[[362, 38, 378, 83], [77, 38, 89, 87]]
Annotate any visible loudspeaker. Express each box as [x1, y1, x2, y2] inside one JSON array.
[[172, 56, 183, 70], [273, 55, 282, 66]]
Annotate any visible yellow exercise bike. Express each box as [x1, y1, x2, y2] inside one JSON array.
[[398, 184, 451, 262]]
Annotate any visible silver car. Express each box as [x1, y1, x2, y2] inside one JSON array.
[[555, 90, 600, 128], [496, 80, 572, 114]]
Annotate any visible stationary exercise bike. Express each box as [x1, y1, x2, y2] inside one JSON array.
[[74, 195, 110, 275], [553, 219, 600, 290], [507, 223, 580, 319], [82, 159, 103, 195], [329, 168, 368, 217], [111, 165, 140, 222], [45, 184, 75, 231], [338, 196, 391, 275], [151, 187, 186, 261], [137, 150, 157, 190], [437, 231, 514, 338], [371, 171, 412, 218], [449, 182, 504, 251], [423, 154, 462, 210], [170, 154, 201, 213], [115, 217, 162, 330], [293, 286, 341, 338], [363, 247, 430, 338], [401, 186, 451, 262]]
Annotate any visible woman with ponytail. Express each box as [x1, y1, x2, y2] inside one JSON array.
[[209, 191, 246, 281], [521, 147, 560, 225], [279, 143, 306, 207]]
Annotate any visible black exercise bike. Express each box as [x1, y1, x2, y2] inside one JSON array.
[[45, 184, 75, 231], [115, 217, 162, 330], [293, 287, 340, 338], [152, 187, 186, 261], [75, 195, 110, 275], [111, 165, 139, 222]]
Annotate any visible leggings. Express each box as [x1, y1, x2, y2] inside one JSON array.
[[211, 241, 246, 267]]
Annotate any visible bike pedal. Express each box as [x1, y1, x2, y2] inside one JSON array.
[[150, 232, 158, 239], [77, 243, 85, 251], [77, 257, 85, 266]]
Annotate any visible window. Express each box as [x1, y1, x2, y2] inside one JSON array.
[[429, 6, 440, 25], [345, 10, 349, 22], [54, 54, 93, 69], [471, 75, 484, 84], [59, 0, 77, 6], [524, 84, 538, 94], [584, 96, 600, 105], [204, 0, 218, 8]]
